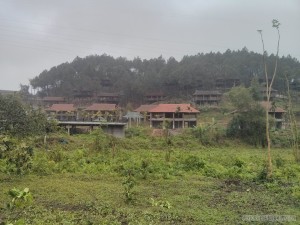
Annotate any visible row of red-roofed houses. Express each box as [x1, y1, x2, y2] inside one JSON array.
[[45, 103, 121, 122], [45, 103, 200, 129]]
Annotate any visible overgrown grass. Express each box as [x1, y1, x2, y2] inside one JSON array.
[[0, 130, 299, 224]]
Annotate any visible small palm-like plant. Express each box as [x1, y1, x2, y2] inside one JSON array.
[[7, 187, 33, 209]]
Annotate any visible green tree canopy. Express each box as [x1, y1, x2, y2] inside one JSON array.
[[0, 95, 49, 137], [224, 86, 266, 146], [28, 50, 300, 105]]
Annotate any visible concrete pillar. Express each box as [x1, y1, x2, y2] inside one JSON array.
[[172, 113, 175, 129], [66, 125, 71, 135]]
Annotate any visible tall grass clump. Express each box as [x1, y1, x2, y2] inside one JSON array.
[[190, 122, 224, 146]]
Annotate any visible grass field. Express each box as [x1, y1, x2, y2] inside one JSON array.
[[1, 130, 300, 224]]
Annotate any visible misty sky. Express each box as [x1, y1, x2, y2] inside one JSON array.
[[0, 0, 299, 90]]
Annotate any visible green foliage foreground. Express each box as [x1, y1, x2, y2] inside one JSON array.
[[0, 130, 299, 224]]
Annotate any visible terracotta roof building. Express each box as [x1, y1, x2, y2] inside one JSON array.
[[135, 104, 157, 113], [147, 104, 199, 129], [46, 104, 75, 112], [84, 103, 118, 122], [260, 101, 286, 129], [134, 104, 157, 123], [45, 104, 76, 121]]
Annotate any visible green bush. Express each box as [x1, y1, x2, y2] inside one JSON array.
[[233, 158, 245, 168], [0, 136, 33, 175], [190, 124, 224, 146], [31, 152, 55, 175], [256, 164, 272, 182], [125, 127, 150, 138], [182, 155, 206, 171], [122, 170, 137, 203], [200, 162, 227, 179], [281, 166, 298, 180], [292, 185, 300, 200], [92, 128, 110, 151], [275, 156, 285, 168], [47, 148, 65, 163], [271, 130, 293, 148], [0, 159, 6, 172], [6, 187, 33, 209], [225, 166, 243, 180]]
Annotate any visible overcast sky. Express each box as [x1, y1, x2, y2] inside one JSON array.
[[0, 0, 299, 90]]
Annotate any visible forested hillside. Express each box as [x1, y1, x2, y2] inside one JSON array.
[[30, 48, 300, 104]]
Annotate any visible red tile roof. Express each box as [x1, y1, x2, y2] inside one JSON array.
[[148, 104, 199, 113], [45, 104, 75, 112], [85, 103, 117, 111], [134, 104, 157, 112]]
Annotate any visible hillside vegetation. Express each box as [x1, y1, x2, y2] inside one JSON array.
[[29, 48, 300, 104]]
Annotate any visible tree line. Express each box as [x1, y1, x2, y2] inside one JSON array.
[[29, 48, 300, 105]]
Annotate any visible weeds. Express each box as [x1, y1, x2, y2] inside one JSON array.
[[182, 155, 206, 171], [140, 160, 150, 179], [0, 136, 33, 175], [0, 132, 299, 224], [6, 188, 33, 209], [122, 170, 136, 203], [150, 198, 172, 209]]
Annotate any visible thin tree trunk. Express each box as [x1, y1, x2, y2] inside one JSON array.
[[265, 96, 272, 178], [258, 21, 280, 178]]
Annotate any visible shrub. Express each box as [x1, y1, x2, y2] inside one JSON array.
[[47, 148, 65, 163], [203, 165, 219, 178], [182, 155, 206, 171], [140, 160, 150, 179], [292, 185, 300, 200], [275, 156, 285, 168], [281, 166, 298, 180], [125, 127, 151, 138], [122, 170, 136, 203], [271, 130, 293, 148], [6, 187, 33, 209], [225, 166, 243, 180], [233, 158, 245, 168], [190, 123, 224, 146], [0, 136, 33, 175], [92, 128, 110, 151], [31, 152, 55, 175], [0, 159, 7, 173], [256, 164, 273, 182]]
